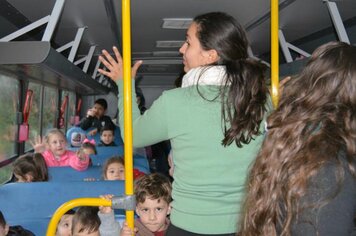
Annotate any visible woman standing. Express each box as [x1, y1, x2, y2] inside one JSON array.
[[99, 12, 269, 235]]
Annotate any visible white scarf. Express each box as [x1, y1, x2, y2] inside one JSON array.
[[181, 66, 228, 88]]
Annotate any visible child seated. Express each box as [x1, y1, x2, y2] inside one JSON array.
[[80, 139, 97, 156], [78, 98, 115, 136], [55, 209, 75, 236], [71, 207, 100, 236], [102, 156, 125, 181], [31, 129, 90, 171], [98, 173, 172, 236], [0, 210, 35, 236], [13, 153, 48, 182], [102, 156, 145, 181], [98, 126, 117, 147]]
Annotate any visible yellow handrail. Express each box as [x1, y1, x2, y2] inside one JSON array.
[[46, 198, 111, 235], [122, 0, 135, 231], [271, 0, 279, 108]]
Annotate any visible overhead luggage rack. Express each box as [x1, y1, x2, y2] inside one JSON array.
[[0, 0, 117, 95], [0, 41, 112, 95]]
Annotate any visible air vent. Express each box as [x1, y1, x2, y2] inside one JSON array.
[[162, 18, 193, 29], [152, 51, 180, 57], [156, 40, 185, 48]]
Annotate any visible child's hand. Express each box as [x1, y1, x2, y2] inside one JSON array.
[[99, 194, 114, 214], [76, 149, 88, 162], [87, 108, 96, 117], [30, 135, 46, 153], [120, 221, 137, 236], [88, 128, 98, 136]]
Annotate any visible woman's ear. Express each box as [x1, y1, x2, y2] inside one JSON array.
[[201, 49, 219, 65], [207, 49, 219, 64]]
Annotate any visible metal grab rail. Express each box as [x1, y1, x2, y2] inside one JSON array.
[[46, 198, 111, 235]]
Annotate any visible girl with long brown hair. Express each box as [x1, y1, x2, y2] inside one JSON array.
[[240, 41, 356, 236]]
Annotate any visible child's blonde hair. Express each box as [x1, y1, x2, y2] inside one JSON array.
[[102, 156, 124, 179], [45, 129, 66, 143]]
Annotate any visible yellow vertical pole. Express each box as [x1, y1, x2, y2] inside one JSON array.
[[122, 0, 135, 230], [271, 0, 279, 108]]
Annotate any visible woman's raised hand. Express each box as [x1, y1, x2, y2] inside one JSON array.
[[98, 46, 142, 82]]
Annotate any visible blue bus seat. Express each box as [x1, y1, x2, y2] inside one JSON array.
[[6, 218, 49, 236], [0, 181, 125, 235], [96, 145, 124, 157], [66, 126, 123, 147], [48, 158, 149, 181], [48, 166, 102, 181]]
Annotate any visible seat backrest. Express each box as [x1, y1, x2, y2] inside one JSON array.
[[96, 145, 124, 157], [0, 181, 125, 221], [48, 166, 102, 181], [0, 181, 125, 235]]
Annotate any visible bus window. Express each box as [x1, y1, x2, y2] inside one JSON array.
[[42, 86, 58, 136], [0, 74, 19, 183], [24, 83, 41, 151], [64, 91, 76, 129]]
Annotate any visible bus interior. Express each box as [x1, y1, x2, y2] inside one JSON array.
[[0, 0, 356, 234]]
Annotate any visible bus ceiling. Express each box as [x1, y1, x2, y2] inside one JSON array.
[[0, 0, 356, 91]]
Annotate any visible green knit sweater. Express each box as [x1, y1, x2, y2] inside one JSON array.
[[118, 80, 266, 234]]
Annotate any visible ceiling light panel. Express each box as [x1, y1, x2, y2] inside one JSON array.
[[162, 18, 193, 29], [156, 40, 185, 48]]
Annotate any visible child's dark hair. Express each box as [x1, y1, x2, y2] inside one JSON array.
[[13, 153, 48, 182], [102, 156, 124, 179], [64, 209, 76, 215], [0, 210, 6, 227], [81, 142, 97, 155], [95, 98, 108, 110], [135, 173, 172, 204], [100, 125, 115, 135], [71, 206, 100, 234]]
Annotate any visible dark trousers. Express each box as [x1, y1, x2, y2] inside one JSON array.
[[166, 223, 236, 236]]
